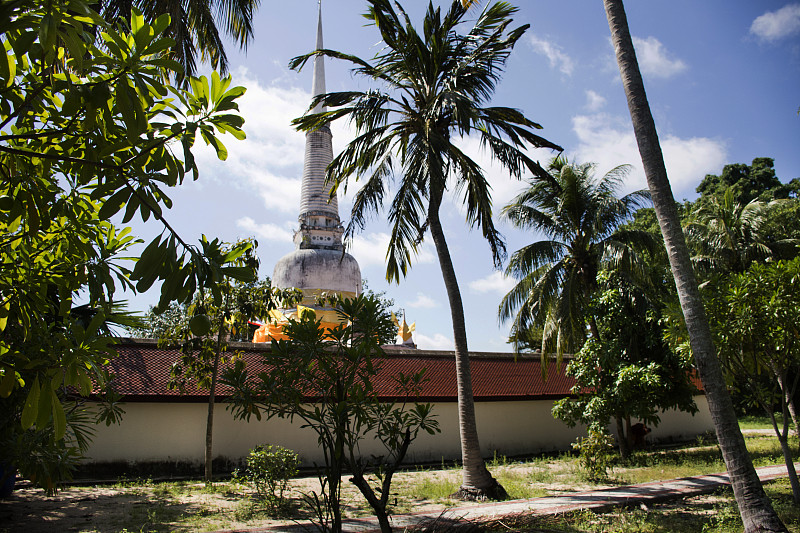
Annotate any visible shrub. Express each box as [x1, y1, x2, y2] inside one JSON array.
[[242, 445, 300, 514], [573, 430, 616, 482]]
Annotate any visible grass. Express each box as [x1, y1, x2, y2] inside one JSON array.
[[399, 436, 792, 504], [11, 435, 797, 532], [739, 414, 795, 431]]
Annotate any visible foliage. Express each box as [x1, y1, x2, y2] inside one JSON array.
[[164, 274, 300, 392], [695, 157, 792, 206], [0, 1, 248, 491], [685, 187, 798, 278], [150, 253, 301, 483], [706, 258, 800, 501], [99, 0, 261, 79], [240, 445, 300, 515], [129, 301, 189, 340], [572, 430, 616, 483], [223, 294, 440, 533], [499, 156, 654, 359], [552, 270, 698, 455]]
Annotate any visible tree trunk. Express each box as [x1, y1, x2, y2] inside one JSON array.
[[427, 189, 507, 501], [775, 407, 800, 504], [770, 367, 800, 502], [205, 322, 225, 483], [615, 416, 629, 458], [777, 434, 800, 504], [625, 415, 633, 451], [788, 397, 800, 440], [602, 1, 787, 530], [775, 371, 800, 439], [346, 428, 412, 533], [349, 470, 392, 533]]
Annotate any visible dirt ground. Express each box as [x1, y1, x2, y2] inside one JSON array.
[[0, 462, 719, 533], [0, 463, 591, 533]]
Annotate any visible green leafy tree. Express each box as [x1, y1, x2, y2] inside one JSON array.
[[707, 259, 800, 502], [138, 242, 301, 484], [696, 157, 790, 206], [0, 1, 249, 490], [159, 262, 302, 483], [602, 0, 786, 528], [223, 295, 440, 533], [499, 156, 653, 360], [289, 0, 561, 500], [131, 301, 190, 339], [552, 270, 697, 458]]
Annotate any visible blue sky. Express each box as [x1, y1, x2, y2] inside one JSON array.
[[125, 0, 800, 352]]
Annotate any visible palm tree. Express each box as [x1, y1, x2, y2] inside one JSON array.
[[602, 0, 787, 530], [686, 187, 796, 277], [291, 0, 561, 500], [100, 0, 260, 78], [499, 156, 653, 359]]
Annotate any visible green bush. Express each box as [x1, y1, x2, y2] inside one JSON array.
[[241, 445, 300, 514], [573, 430, 616, 482]]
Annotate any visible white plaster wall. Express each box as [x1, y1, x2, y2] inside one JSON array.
[[649, 395, 714, 441], [83, 397, 714, 466]]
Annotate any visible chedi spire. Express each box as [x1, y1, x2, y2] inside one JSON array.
[[272, 2, 361, 306]]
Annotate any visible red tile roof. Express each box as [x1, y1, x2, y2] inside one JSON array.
[[107, 338, 579, 402]]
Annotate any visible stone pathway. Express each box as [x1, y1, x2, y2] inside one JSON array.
[[219, 463, 795, 532]]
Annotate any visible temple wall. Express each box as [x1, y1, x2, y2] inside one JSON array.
[[83, 396, 713, 467]]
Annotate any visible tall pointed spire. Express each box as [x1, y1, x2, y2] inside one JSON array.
[[311, 2, 326, 114], [295, 0, 341, 250], [272, 1, 362, 306]]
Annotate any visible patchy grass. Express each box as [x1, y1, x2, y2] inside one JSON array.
[[399, 436, 789, 506], [739, 414, 795, 432], [3, 435, 795, 533]]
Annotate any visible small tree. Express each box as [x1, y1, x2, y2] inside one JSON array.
[[553, 270, 697, 458], [144, 252, 300, 484], [223, 295, 440, 533], [708, 258, 800, 502]]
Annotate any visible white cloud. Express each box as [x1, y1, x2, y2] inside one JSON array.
[[192, 70, 310, 213], [236, 216, 294, 243], [585, 90, 606, 112], [415, 333, 454, 351], [631, 36, 687, 79], [750, 4, 800, 41], [406, 292, 438, 308], [529, 34, 574, 76], [468, 271, 515, 295], [571, 113, 727, 198], [349, 232, 436, 268]]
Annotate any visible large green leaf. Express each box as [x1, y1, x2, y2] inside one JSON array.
[[21, 377, 41, 430], [0, 367, 16, 398]]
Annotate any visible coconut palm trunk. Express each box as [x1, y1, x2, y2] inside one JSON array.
[[602, 0, 787, 530], [428, 189, 506, 499]]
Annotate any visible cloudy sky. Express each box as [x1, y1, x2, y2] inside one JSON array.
[[125, 0, 800, 352]]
